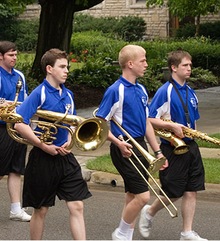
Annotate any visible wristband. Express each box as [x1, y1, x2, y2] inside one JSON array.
[[154, 149, 162, 156]]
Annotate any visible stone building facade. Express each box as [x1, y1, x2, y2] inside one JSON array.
[[19, 1, 220, 39]]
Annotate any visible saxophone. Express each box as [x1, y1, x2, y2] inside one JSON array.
[[160, 118, 220, 147]]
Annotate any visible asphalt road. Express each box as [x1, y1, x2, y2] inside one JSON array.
[[0, 179, 220, 240]]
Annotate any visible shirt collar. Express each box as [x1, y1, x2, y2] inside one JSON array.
[[119, 75, 138, 87], [43, 79, 66, 94], [0, 66, 16, 76], [171, 77, 187, 89]]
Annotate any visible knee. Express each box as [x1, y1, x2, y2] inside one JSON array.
[[33, 207, 49, 219], [137, 192, 150, 207], [67, 201, 84, 215]]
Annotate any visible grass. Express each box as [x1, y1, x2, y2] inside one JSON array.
[[86, 154, 220, 184], [195, 133, 220, 148]]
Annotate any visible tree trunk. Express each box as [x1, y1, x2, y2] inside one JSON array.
[[31, 0, 103, 80], [195, 15, 200, 36]]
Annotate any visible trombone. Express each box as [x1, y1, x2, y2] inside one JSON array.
[[111, 117, 178, 218], [93, 108, 178, 218]]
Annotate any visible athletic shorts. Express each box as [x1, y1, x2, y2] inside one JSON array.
[[23, 147, 92, 209], [159, 140, 205, 198], [110, 136, 149, 194], [0, 124, 27, 176]]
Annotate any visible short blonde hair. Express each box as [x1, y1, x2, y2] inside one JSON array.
[[119, 45, 146, 69]]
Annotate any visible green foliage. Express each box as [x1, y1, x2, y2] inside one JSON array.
[[14, 19, 39, 51], [115, 16, 146, 42], [73, 13, 146, 41], [70, 31, 126, 60], [188, 67, 218, 89], [16, 53, 40, 93], [146, 0, 220, 19], [0, 4, 19, 41], [67, 57, 122, 89], [175, 21, 220, 39]]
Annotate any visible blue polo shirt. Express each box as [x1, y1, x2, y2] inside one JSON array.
[[16, 79, 76, 147], [0, 66, 28, 124], [96, 75, 149, 138], [0, 66, 28, 102], [149, 79, 200, 143]]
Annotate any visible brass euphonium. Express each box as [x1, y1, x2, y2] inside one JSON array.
[[1, 79, 108, 151], [7, 106, 108, 151]]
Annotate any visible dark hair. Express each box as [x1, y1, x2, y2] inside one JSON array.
[[168, 50, 192, 72], [0, 41, 17, 55], [41, 48, 69, 74]]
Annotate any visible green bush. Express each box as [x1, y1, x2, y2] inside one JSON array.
[[67, 57, 122, 89], [14, 19, 39, 51], [0, 4, 19, 41], [73, 13, 146, 41], [70, 31, 126, 60], [175, 21, 220, 39]]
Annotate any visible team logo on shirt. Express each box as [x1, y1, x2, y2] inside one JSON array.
[[142, 96, 147, 107], [190, 98, 197, 109]]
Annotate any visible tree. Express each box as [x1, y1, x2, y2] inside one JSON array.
[[32, 0, 104, 79], [145, 0, 220, 36], [2, 0, 103, 79]]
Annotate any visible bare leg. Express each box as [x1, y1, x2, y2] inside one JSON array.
[[122, 191, 150, 224], [66, 200, 86, 240], [181, 191, 196, 232], [148, 195, 179, 217], [7, 173, 21, 203], [30, 207, 49, 240]]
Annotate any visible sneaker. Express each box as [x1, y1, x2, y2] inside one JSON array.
[[180, 231, 208, 240], [139, 204, 152, 238], [112, 228, 127, 240], [10, 208, 31, 222]]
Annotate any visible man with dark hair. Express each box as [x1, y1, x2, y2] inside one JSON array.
[[139, 50, 207, 240], [0, 41, 30, 221], [15, 48, 91, 240]]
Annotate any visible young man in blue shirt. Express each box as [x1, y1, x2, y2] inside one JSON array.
[[96, 44, 167, 240], [139, 50, 207, 240], [0, 41, 30, 222], [15, 48, 91, 240]]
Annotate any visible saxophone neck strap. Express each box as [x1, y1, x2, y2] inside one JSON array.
[[169, 78, 191, 128]]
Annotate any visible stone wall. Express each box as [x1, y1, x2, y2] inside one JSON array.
[[19, 1, 220, 39]]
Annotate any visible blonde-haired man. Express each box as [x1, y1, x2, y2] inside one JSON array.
[[96, 44, 167, 240]]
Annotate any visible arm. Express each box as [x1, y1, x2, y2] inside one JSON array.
[[149, 117, 186, 139], [108, 130, 133, 159], [14, 122, 60, 156]]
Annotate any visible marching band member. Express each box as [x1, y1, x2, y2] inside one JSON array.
[[139, 50, 207, 240], [0, 41, 30, 222], [14, 48, 91, 240], [96, 44, 167, 240]]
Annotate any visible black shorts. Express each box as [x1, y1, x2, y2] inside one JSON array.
[[0, 124, 27, 176], [110, 137, 149, 194], [23, 147, 92, 209], [159, 140, 205, 198]]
